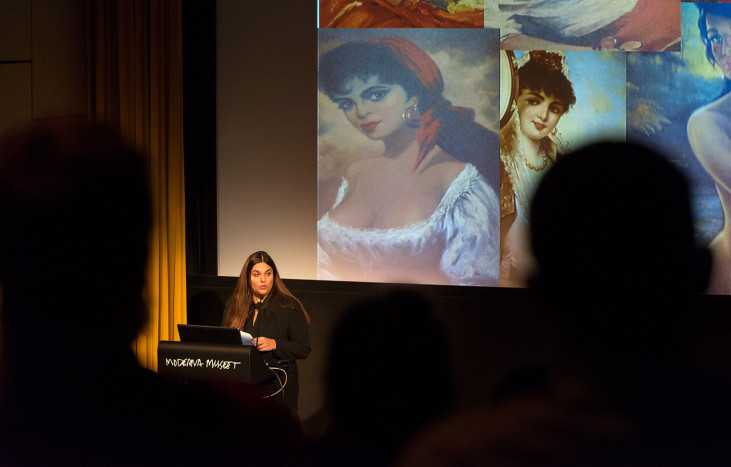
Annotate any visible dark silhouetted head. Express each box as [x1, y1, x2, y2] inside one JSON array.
[[0, 120, 151, 352], [530, 142, 707, 304], [529, 142, 711, 408], [327, 289, 452, 463]]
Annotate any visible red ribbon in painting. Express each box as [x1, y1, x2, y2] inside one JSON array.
[[369, 37, 444, 171]]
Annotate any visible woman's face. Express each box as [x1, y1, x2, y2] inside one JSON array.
[[331, 75, 417, 140], [516, 88, 566, 142], [250, 261, 273, 299], [706, 13, 731, 80]]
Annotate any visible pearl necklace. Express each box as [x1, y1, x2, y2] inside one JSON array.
[[501, 112, 558, 220], [518, 133, 549, 172], [524, 149, 549, 171]]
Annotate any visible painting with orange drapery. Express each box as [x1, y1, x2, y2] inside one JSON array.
[[320, 0, 484, 28]]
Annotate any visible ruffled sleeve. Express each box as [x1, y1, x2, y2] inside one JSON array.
[[317, 177, 348, 280], [439, 169, 500, 286]]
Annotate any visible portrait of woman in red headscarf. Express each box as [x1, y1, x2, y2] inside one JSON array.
[[317, 30, 500, 287], [320, 0, 484, 29]]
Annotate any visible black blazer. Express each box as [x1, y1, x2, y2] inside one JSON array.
[[224, 295, 311, 362]]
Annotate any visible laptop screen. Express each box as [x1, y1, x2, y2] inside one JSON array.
[[177, 324, 243, 345]]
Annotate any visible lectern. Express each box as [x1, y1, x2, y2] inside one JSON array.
[[157, 341, 273, 384]]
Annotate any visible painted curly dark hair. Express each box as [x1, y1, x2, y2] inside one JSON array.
[[518, 51, 576, 110]]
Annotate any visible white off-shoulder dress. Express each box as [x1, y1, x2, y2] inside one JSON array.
[[317, 164, 499, 286]]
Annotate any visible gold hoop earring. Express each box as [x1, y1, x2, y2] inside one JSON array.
[[402, 104, 421, 128]]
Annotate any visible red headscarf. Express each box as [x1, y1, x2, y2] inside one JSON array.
[[368, 37, 444, 171]]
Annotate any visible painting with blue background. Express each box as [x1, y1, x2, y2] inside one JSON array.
[[627, 3, 725, 246]]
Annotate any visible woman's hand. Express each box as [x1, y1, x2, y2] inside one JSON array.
[[255, 336, 277, 352]]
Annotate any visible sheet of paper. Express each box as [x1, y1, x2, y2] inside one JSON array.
[[240, 331, 254, 345]]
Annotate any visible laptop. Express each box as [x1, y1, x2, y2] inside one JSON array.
[[177, 324, 243, 345]]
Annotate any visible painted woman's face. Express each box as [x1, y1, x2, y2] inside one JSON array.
[[331, 75, 416, 141], [706, 13, 731, 81], [250, 262, 273, 300], [516, 89, 566, 142]]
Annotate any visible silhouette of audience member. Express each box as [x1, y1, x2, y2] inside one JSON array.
[[311, 289, 452, 466], [0, 121, 302, 466], [399, 143, 731, 465]]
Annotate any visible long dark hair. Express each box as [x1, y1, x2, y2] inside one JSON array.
[[698, 3, 731, 96], [223, 251, 309, 329]]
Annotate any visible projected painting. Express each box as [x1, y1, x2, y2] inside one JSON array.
[[317, 28, 501, 286], [319, 0, 485, 28], [487, 0, 682, 52], [308, 1, 731, 294], [499, 50, 626, 287], [628, 3, 731, 295]]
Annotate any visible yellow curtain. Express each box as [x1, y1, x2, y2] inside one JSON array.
[[89, 0, 187, 371]]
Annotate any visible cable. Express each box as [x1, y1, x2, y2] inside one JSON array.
[[254, 299, 263, 349], [262, 366, 288, 399]]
